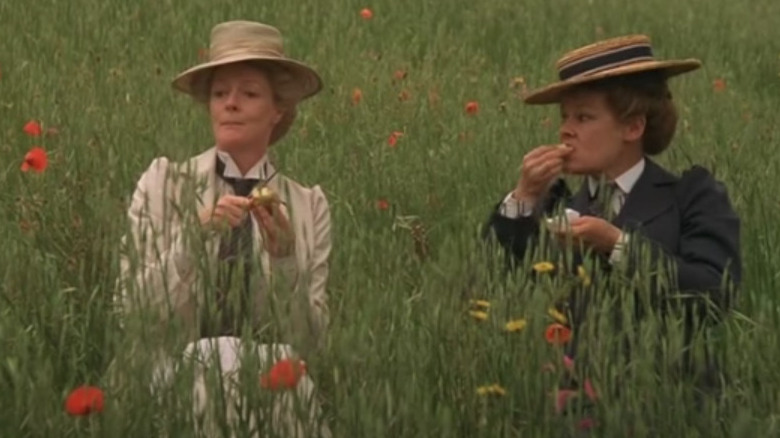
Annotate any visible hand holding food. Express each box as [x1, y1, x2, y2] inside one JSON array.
[[251, 185, 280, 210], [513, 144, 573, 202]]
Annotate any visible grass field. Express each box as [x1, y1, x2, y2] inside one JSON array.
[[2, 0, 780, 436]]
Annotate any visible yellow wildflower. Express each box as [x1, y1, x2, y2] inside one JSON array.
[[577, 265, 592, 287], [469, 310, 488, 321], [548, 307, 568, 325], [469, 299, 491, 310], [504, 319, 527, 332], [533, 261, 555, 273], [510, 76, 526, 89], [476, 384, 506, 397]]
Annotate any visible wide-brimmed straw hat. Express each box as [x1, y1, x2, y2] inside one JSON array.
[[524, 35, 701, 105], [172, 21, 323, 144]]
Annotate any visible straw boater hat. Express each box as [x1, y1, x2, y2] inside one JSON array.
[[524, 35, 701, 105], [172, 21, 323, 144]]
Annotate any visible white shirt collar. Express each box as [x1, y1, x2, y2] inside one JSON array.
[[216, 149, 274, 180], [588, 157, 645, 196]]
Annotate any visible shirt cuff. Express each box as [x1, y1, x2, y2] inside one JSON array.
[[609, 232, 630, 265], [499, 191, 535, 219]]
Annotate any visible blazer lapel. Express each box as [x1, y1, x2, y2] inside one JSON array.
[[160, 146, 219, 220], [613, 158, 677, 229], [192, 147, 219, 210]]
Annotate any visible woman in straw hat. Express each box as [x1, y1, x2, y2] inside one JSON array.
[[483, 35, 740, 426], [118, 21, 331, 437]]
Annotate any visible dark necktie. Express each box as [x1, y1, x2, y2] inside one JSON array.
[[204, 157, 259, 337], [587, 181, 619, 221]]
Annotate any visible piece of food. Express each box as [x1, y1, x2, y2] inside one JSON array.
[[545, 208, 581, 233], [251, 186, 280, 207]]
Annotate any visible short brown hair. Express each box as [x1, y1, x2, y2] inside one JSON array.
[[574, 70, 678, 155]]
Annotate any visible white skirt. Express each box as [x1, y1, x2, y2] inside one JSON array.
[[151, 336, 332, 438]]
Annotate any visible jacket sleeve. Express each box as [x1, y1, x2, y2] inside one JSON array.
[[266, 185, 331, 353], [623, 166, 741, 318], [482, 179, 572, 268], [306, 186, 331, 345], [118, 157, 198, 322]]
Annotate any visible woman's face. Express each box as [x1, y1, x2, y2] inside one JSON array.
[[558, 89, 643, 177], [209, 63, 283, 153]]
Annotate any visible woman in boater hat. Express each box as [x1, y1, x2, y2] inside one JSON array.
[[484, 35, 741, 427], [118, 21, 332, 437]]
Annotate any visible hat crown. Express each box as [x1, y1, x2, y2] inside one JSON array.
[[207, 21, 286, 62], [555, 35, 655, 81]]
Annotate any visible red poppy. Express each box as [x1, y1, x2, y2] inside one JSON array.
[[352, 87, 363, 105], [376, 198, 390, 210], [19, 219, 35, 235], [583, 378, 597, 401], [458, 131, 474, 142], [563, 355, 574, 371], [578, 417, 597, 430], [360, 8, 373, 20], [393, 69, 407, 81], [21, 147, 48, 173], [397, 89, 410, 102], [712, 78, 726, 92], [23, 120, 42, 137], [387, 131, 403, 147], [555, 389, 578, 414], [65, 386, 104, 416], [545, 323, 571, 345], [465, 101, 479, 115], [260, 359, 307, 390]]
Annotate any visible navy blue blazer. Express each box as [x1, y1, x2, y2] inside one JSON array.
[[484, 158, 741, 323]]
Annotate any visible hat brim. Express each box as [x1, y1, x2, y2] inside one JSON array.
[[171, 54, 322, 145], [523, 59, 701, 105], [171, 54, 323, 103]]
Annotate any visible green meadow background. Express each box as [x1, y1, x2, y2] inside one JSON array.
[[2, 0, 780, 436]]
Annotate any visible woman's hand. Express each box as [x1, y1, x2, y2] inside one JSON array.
[[250, 202, 296, 258], [199, 195, 252, 231], [513, 144, 573, 202], [554, 216, 621, 255]]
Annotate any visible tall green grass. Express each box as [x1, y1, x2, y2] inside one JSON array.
[[2, 0, 779, 436]]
